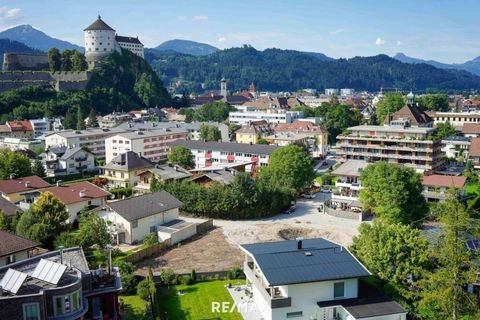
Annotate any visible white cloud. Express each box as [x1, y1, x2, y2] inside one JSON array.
[[0, 6, 22, 29], [397, 40, 403, 46], [375, 37, 386, 45], [193, 15, 208, 21], [218, 36, 227, 42], [329, 29, 343, 35]]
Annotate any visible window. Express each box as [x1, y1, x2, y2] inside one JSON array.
[[23, 303, 40, 320], [286, 311, 303, 318], [7, 254, 15, 264], [132, 219, 138, 228], [150, 226, 156, 233], [53, 289, 82, 316], [334, 282, 344, 298]]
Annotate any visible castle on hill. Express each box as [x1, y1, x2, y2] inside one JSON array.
[[84, 15, 144, 68]]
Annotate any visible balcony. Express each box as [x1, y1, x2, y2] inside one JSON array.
[[75, 156, 88, 162], [76, 165, 88, 170]]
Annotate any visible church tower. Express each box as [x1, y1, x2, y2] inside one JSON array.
[[220, 78, 227, 98], [83, 15, 117, 69], [407, 90, 415, 105]]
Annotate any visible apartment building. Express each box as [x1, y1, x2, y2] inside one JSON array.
[[170, 140, 278, 172], [229, 110, 304, 125], [45, 127, 127, 160], [100, 151, 154, 188], [421, 175, 467, 202], [43, 146, 96, 177], [235, 120, 274, 144], [337, 105, 444, 173], [105, 128, 188, 163], [239, 238, 406, 320], [273, 121, 329, 158], [428, 111, 480, 128]]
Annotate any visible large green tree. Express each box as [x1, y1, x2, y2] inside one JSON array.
[[0, 149, 32, 179], [259, 144, 315, 192], [76, 106, 86, 130], [31, 192, 69, 230], [199, 124, 221, 141], [167, 146, 195, 168], [359, 162, 428, 226], [324, 104, 362, 142], [63, 106, 77, 130], [71, 50, 88, 71], [417, 94, 449, 112], [375, 93, 405, 124], [48, 48, 61, 72], [434, 122, 456, 140], [77, 212, 111, 248], [193, 101, 235, 122], [61, 50, 73, 71], [32, 159, 46, 177]]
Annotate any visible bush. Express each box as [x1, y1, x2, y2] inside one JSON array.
[[190, 269, 197, 284], [110, 187, 133, 200], [227, 267, 244, 280], [143, 233, 158, 247], [179, 275, 194, 285]]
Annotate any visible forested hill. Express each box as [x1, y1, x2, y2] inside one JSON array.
[[147, 46, 480, 92], [0, 39, 42, 56]]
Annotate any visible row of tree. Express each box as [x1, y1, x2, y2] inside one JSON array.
[[48, 48, 88, 72], [178, 101, 236, 123]]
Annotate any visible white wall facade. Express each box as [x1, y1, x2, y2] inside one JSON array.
[[117, 41, 144, 58], [229, 111, 304, 125], [84, 29, 116, 66], [191, 148, 270, 171]]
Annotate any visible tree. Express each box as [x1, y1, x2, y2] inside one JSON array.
[[31, 192, 69, 231], [77, 212, 111, 248], [417, 94, 449, 112], [115, 261, 137, 294], [434, 122, 456, 140], [88, 108, 98, 127], [61, 50, 73, 71], [259, 145, 315, 192], [134, 73, 156, 106], [359, 162, 428, 227], [71, 51, 88, 71], [76, 106, 86, 130], [324, 104, 362, 143], [375, 93, 405, 124], [63, 106, 77, 130], [32, 159, 46, 177], [149, 174, 161, 192], [350, 220, 430, 288], [417, 191, 478, 320], [257, 138, 269, 144], [193, 101, 235, 122], [167, 146, 194, 169], [0, 149, 32, 179], [160, 268, 176, 289], [199, 124, 221, 141], [143, 233, 158, 247], [137, 267, 157, 318], [0, 211, 8, 230], [48, 48, 61, 71]]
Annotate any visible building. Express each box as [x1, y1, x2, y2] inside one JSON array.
[[29, 118, 52, 138], [135, 164, 192, 192], [0, 137, 44, 152], [338, 105, 443, 173], [264, 132, 308, 147], [0, 196, 22, 218], [190, 168, 237, 185], [239, 238, 406, 320], [99, 191, 185, 244], [43, 146, 96, 177], [428, 111, 480, 128], [325, 88, 339, 96], [45, 127, 127, 160], [0, 175, 50, 203], [97, 112, 133, 128], [0, 231, 40, 266], [170, 140, 278, 172], [461, 123, 480, 138], [421, 175, 467, 202], [0, 246, 122, 320], [84, 15, 144, 68], [0, 120, 34, 138], [100, 151, 154, 188], [229, 110, 304, 125], [442, 136, 470, 160], [26, 181, 110, 223], [468, 137, 480, 169], [235, 120, 274, 144], [340, 88, 355, 96], [273, 121, 328, 158]]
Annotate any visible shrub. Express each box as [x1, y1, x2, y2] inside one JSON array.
[[110, 187, 133, 200], [227, 267, 244, 280], [143, 233, 158, 247], [190, 269, 197, 284], [179, 275, 193, 285]]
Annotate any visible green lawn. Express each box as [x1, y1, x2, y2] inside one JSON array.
[[156, 280, 243, 320], [465, 182, 480, 195], [120, 295, 148, 320]]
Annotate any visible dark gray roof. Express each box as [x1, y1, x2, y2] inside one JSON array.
[[191, 170, 236, 185], [84, 16, 115, 31], [0, 196, 22, 216], [240, 238, 370, 286], [0, 231, 39, 257], [116, 35, 142, 44], [317, 282, 406, 318], [143, 164, 192, 181], [47, 146, 67, 156], [102, 151, 154, 171], [171, 140, 278, 155], [59, 147, 91, 161], [106, 191, 183, 221]]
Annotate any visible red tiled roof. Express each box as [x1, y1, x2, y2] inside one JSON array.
[[40, 181, 109, 205], [469, 137, 480, 157], [274, 121, 325, 133], [161, 107, 177, 114], [0, 176, 50, 195], [7, 120, 32, 131], [0, 230, 40, 257], [462, 123, 480, 134], [422, 175, 467, 188], [384, 105, 433, 126]]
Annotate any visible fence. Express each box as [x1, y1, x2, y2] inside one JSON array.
[[124, 239, 171, 264]]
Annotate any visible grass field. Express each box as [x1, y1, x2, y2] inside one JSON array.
[[465, 182, 480, 195], [120, 294, 148, 320], [156, 280, 243, 320]]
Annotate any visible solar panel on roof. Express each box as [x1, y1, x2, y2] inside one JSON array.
[[467, 239, 480, 251], [31, 259, 67, 285], [0, 268, 28, 294]]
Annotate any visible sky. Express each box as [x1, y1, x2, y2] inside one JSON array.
[[1, 0, 479, 63]]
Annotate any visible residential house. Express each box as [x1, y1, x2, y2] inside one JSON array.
[[183, 121, 230, 142], [104, 128, 188, 163], [235, 120, 274, 144], [239, 238, 406, 320], [428, 111, 480, 128], [337, 104, 444, 173], [5, 120, 33, 138], [0, 231, 40, 266], [99, 191, 187, 244], [29, 118, 52, 138], [0, 196, 22, 218], [442, 136, 470, 160], [170, 140, 278, 173], [135, 164, 192, 192], [462, 123, 480, 138], [190, 168, 237, 185], [43, 146, 96, 177], [264, 132, 308, 147], [468, 137, 480, 169], [229, 110, 304, 125], [421, 175, 467, 202], [273, 121, 328, 158], [0, 137, 44, 152], [0, 246, 122, 320], [0, 175, 50, 203], [100, 151, 154, 188]]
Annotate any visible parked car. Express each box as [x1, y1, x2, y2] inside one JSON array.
[[321, 187, 332, 193], [301, 193, 316, 199], [283, 205, 296, 214]]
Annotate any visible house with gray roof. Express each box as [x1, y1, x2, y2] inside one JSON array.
[[99, 191, 188, 244], [239, 238, 406, 320], [43, 146, 95, 177], [135, 164, 192, 192], [100, 151, 154, 188]]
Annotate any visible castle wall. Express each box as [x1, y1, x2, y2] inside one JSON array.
[[0, 71, 92, 93], [3, 53, 49, 71]]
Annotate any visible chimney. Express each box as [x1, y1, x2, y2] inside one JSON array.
[[56, 180, 63, 187], [79, 189, 86, 198], [296, 237, 304, 250], [24, 181, 31, 188]]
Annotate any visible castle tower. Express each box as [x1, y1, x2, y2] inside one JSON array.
[[83, 15, 117, 69], [220, 78, 227, 98]]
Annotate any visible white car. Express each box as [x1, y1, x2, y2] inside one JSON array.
[[301, 193, 316, 199]]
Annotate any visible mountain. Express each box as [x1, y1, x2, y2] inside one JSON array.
[[0, 38, 42, 56], [148, 46, 480, 93], [394, 52, 480, 76], [0, 25, 83, 52], [153, 39, 219, 56], [301, 51, 334, 61]]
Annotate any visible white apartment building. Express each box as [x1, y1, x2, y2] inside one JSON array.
[[429, 111, 480, 128], [29, 118, 51, 137], [340, 88, 355, 96], [239, 238, 406, 320], [229, 110, 304, 125], [325, 88, 339, 96], [170, 140, 278, 172], [45, 127, 127, 160], [105, 128, 188, 163], [115, 36, 144, 58], [0, 137, 44, 151]]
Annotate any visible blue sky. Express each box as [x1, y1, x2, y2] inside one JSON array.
[[1, 0, 479, 63]]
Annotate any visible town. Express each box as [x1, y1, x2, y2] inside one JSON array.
[[0, 3, 479, 320]]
